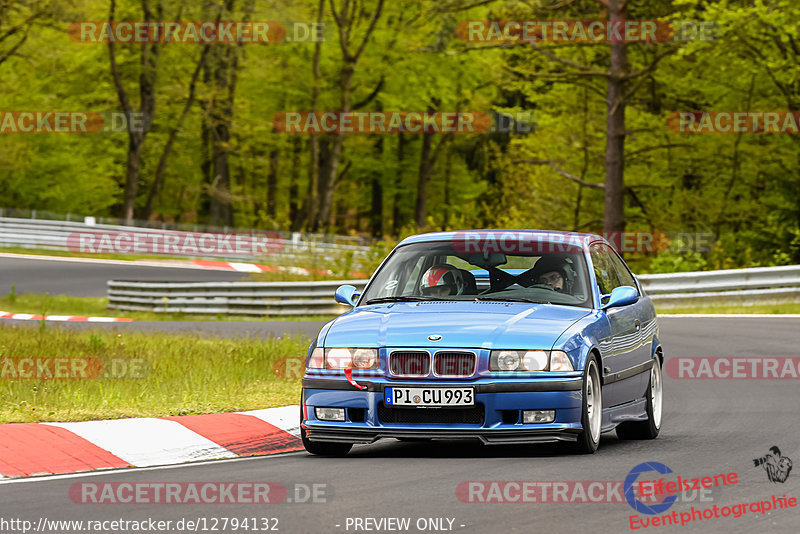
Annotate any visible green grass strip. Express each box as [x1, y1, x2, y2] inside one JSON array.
[[0, 324, 309, 423]]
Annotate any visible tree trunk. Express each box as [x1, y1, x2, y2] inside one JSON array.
[[267, 147, 279, 219], [289, 137, 302, 230], [200, 0, 247, 227], [296, 0, 325, 231], [108, 0, 161, 224], [414, 131, 434, 228], [314, 64, 352, 231], [209, 116, 233, 226], [370, 134, 384, 237], [122, 136, 143, 223], [315, 131, 344, 231], [442, 144, 452, 230], [315, 138, 334, 231], [314, 0, 385, 231], [603, 0, 627, 234], [142, 45, 208, 220], [392, 132, 406, 235]]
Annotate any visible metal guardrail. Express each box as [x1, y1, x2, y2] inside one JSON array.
[[107, 265, 800, 316], [108, 280, 369, 316], [639, 265, 800, 307], [0, 216, 370, 264]]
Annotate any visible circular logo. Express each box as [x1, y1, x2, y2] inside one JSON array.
[[625, 462, 677, 515], [413, 395, 421, 403], [428, 335, 442, 341]]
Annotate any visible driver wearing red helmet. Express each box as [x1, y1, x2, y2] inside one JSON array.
[[420, 264, 465, 297]]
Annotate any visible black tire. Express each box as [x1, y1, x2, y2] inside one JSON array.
[[299, 404, 353, 456], [301, 426, 353, 456], [573, 355, 602, 454], [616, 356, 663, 440]]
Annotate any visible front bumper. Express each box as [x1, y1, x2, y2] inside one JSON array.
[[301, 376, 584, 445]]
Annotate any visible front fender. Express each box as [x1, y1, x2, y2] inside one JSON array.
[[305, 317, 340, 364], [551, 310, 610, 372]]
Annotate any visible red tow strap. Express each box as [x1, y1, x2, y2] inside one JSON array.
[[344, 368, 367, 390]]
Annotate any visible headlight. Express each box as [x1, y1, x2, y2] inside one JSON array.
[[319, 348, 379, 370], [489, 350, 574, 372], [352, 348, 378, 369], [326, 348, 352, 369], [494, 350, 521, 371], [522, 350, 549, 371], [549, 350, 574, 372]]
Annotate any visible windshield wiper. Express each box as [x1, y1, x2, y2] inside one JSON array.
[[364, 296, 435, 305], [474, 296, 550, 304]]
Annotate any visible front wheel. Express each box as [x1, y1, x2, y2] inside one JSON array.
[[573, 356, 602, 454], [301, 427, 353, 456], [616, 356, 663, 440]]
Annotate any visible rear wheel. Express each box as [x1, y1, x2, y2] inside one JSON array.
[[573, 356, 602, 454], [300, 404, 353, 456], [616, 356, 663, 440]]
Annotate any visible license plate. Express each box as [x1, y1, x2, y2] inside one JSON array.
[[385, 387, 474, 407]]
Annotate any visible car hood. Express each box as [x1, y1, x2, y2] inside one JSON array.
[[324, 301, 591, 350]]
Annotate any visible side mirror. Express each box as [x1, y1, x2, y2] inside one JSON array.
[[601, 285, 639, 310], [334, 284, 359, 307]]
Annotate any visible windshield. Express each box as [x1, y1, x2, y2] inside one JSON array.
[[360, 239, 593, 308]]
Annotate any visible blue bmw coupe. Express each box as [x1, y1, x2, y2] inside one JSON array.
[[300, 230, 664, 455]]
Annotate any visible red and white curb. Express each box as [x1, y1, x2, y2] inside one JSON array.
[[191, 260, 323, 276], [0, 311, 132, 323], [0, 405, 301, 479], [190, 260, 366, 278]]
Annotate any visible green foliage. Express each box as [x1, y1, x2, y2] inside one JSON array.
[[646, 250, 708, 274], [0, 0, 798, 270]]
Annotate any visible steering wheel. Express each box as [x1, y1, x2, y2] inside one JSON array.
[[528, 283, 558, 292]]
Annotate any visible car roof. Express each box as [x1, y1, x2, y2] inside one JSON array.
[[397, 229, 606, 248]]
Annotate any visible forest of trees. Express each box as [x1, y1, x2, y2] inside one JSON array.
[[1, 0, 799, 271]]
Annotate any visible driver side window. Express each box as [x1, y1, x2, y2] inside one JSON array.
[[606, 249, 637, 290], [590, 243, 639, 299], [590, 243, 617, 296]]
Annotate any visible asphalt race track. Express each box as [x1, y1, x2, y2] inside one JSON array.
[[1, 317, 797, 533], [0, 255, 248, 297]]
